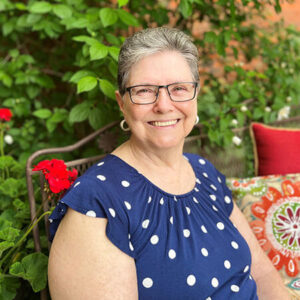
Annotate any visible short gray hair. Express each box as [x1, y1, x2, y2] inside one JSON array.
[[117, 27, 199, 95]]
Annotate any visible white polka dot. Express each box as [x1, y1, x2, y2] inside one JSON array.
[[210, 184, 217, 191], [231, 241, 239, 249], [212, 205, 218, 211], [128, 234, 131, 239], [49, 218, 53, 223], [142, 219, 150, 229], [249, 275, 252, 280], [129, 241, 134, 251], [187, 275, 196, 286], [203, 172, 208, 178], [211, 277, 219, 288], [150, 235, 159, 245], [183, 229, 190, 238], [217, 222, 225, 230], [97, 162, 104, 166], [142, 277, 153, 288], [148, 196, 152, 203], [201, 248, 208, 257], [199, 159, 206, 165], [196, 178, 201, 184], [174, 196, 177, 202], [124, 201, 131, 210], [224, 260, 231, 269], [97, 175, 106, 181], [218, 176, 222, 183], [168, 249, 176, 259], [121, 180, 130, 187], [74, 182, 80, 187], [170, 216, 173, 224], [86, 210, 96, 217], [210, 195, 216, 201], [194, 187, 199, 192], [224, 196, 231, 204], [109, 208, 116, 217], [231, 285, 240, 292], [243, 265, 249, 273], [206, 298, 212, 300], [186, 207, 191, 215], [160, 197, 164, 205], [193, 197, 199, 203], [201, 225, 207, 233]]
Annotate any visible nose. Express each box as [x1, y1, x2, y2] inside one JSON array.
[[153, 87, 174, 113]]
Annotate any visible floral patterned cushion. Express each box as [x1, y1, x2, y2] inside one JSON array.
[[227, 173, 300, 298]]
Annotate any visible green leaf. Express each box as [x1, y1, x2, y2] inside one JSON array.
[[9, 252, 48, 292], [99, 7, 118, 27], [33, 109, 52, 119], [0, 241, 14, 256], [108, 47, 120, 61], [2, 22, 14, 36], [0, 227, 20, 242], [89, 43, 108, 61], [118, 0, 129, 7], [29, 1, 52, 14], [72, 35, 99, 46], [46, 119, 57, 133], [179, 0, 192, 19], [117, 9, 139, 26], [99, 79, 116, 99], [204, 31, 217, 43], [70, 70, 97, 83], [49, 109, 68, 123], [26, 85, 40, 99], [77, 76, 98, 93], [0, 275, 20, 300], [69, 102, 91, 123], [88, 108, 103, 129], [52, 4, 72, 19]]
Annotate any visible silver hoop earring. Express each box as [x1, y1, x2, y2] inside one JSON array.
[[195, 115, 199, 125], [120, 119, 130, 132]]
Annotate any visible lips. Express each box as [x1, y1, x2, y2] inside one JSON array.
[[149, 119, 179, 127]]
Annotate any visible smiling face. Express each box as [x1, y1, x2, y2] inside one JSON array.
[[116, 50, 198, 151]]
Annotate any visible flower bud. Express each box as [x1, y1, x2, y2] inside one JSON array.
[[240, 105, 248, 112], [264, 106, 271, 112], [232, 136, 242, 146], [286, 96, 292, 102], [231, 119, 238, 126], [4, 134, 13, 145]]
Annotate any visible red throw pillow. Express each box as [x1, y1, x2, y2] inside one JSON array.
[[250, 122, 300, 176]]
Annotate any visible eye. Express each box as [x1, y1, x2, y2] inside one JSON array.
[[133, 86, 156, 96], [170, 85, 188, 93]]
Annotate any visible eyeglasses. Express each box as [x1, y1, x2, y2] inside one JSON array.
[[125, 82, 198, 105]]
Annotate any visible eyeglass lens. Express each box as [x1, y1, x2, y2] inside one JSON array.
[[129, 82, 196, 104]]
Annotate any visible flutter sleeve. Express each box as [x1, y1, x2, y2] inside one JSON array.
[[49, 175, 136, 258]]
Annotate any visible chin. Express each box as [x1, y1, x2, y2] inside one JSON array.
[[150, 136, 184, 150]]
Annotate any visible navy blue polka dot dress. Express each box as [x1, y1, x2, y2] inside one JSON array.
[[49, 153, 258, 300]]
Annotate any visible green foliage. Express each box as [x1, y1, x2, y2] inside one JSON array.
[[0, 0, 299, 297]]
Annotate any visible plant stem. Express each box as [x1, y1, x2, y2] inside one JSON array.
[[0, 126, 4, 157], [0, 211, 51, 269]]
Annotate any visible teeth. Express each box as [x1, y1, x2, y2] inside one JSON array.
[[151, 120, 177, 127]]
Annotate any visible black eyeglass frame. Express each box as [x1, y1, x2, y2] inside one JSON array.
[[125, 81, 199, 105]]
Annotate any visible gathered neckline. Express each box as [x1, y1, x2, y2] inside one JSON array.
[[107, 153, 198, 198]]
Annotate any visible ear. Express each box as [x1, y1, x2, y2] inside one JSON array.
[[115, 90, 125, 113]]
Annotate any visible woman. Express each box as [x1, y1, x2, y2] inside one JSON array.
[[48, 27, 289, 299]]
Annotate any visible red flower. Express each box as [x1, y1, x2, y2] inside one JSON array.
[[0, 108, 12, 122], [33, 159, 78, 195]]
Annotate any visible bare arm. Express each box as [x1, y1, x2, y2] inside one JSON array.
[[230, 202, 290, 300], [48, 208, 138, 300]]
